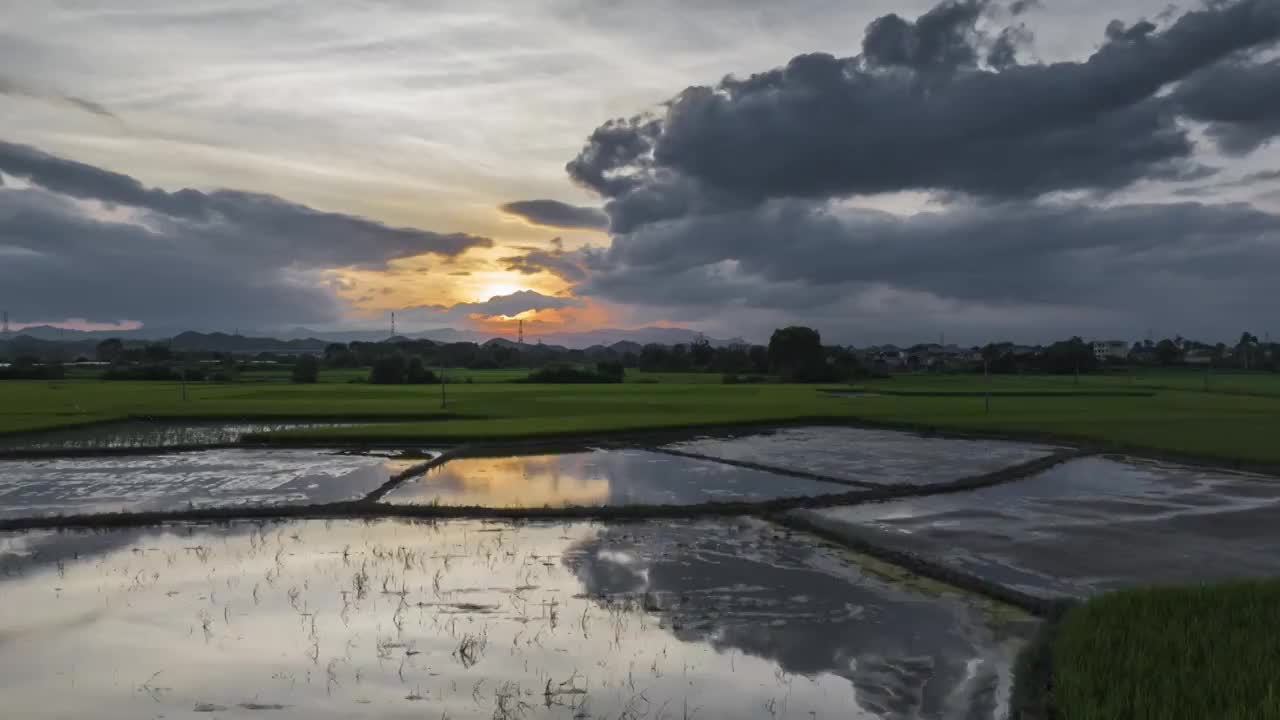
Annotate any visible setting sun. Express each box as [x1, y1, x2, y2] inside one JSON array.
[[478, 281, 523, 301]]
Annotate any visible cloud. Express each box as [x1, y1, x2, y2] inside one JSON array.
[[548, 0, 1280, 343], [499, 199, 609, 230], [861, 0, 990, 74], [567, 0, 1279, 232], [1173, 169, 1280, 197], [577, 197, 1280, 342], [1173, 59, 1280, 155], [414, 289, 584, 321], [0, 74, 118, 120], [0, 141, 493, 328], [0, 141, 491, 267], [500, 238, 589, 283]]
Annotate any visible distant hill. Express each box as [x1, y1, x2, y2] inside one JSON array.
[[268, 325, 745, 349], [2, 324, 750, 355], [168, 332, 329, 353]]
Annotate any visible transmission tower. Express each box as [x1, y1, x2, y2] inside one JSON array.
[[518, 319, 524, 345], [390, 312, 396, 338]]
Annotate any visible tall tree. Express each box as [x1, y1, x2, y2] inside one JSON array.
[[95, 338, 125, 363], [768, 326, 824, 378], [291, 354, 320, 384]]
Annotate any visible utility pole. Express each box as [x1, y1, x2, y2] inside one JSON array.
[[1, 311, 8, 336], [518, 319, 524, 345], [440, 365, 447, 408], [390, 312, 396, 338], [984, 358, 991, 416]]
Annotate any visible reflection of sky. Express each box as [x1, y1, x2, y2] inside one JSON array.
[[381, 449, 849, 508], [804, 457, 1280, 598], [0, 450, 419, 517], [0, 518, 1031, 719], [0, 421, 356, 451], [666, 427, 1056, 487], [567, 519, 1033, 718]]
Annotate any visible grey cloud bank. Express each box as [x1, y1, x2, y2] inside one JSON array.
[[500, 200, 609, 231], [4, 0, 1280, 343], [538, 0, 1280, 343], [0, 141, 491, 328]]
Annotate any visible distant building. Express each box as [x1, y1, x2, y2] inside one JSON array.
[[1184, 349, 1215, 366], [1091, 340, 1130, 362]]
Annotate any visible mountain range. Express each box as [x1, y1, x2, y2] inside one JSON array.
[[3, 325, 748, 352]]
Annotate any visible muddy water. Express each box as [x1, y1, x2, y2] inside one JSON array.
[[796, 456, 1280, 598], [0, 450, 424, 518], [0, 421, 358, 452], [664, 427, 1056, 486], [380, 449, 852, 508], [0, 518, 1032, 719]]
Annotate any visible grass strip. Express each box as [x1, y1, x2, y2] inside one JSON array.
[[1051, 580, 1280, 720]]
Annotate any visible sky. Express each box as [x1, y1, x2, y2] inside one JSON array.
[[1, 0, 1278, 345]]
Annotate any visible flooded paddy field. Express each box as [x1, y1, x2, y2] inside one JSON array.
[[793, 456, 1280, 599], [381, 449, 853, 509], [664, 427, 1057, 487], [0, 420, 358, 453], [0, 517, 1034, 719], [0, 450, 426, 519]]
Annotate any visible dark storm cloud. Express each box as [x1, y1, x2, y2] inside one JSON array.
[[567, 0, 1280, 231], [0, 141, 490, 265], [551, 0, 1280, 342], [0, 141, 493, 327], [1173, 59, 1280, 155], [0, 188, 342, 327], [499, 199, 609, 230], [576, 197, 1280, 341], [583, 200, 1280, 306], [499, 238, 588, 283], [862, 0, 989, 73]]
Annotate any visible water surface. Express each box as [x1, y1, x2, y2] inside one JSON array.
[[0, 518, 1034, 719], [796, 456, 1280, 598], [0, 420, 357, 452], [0, 450, 424, 518], [664, 427, 1056, 486], [380, 449, 852, 508]]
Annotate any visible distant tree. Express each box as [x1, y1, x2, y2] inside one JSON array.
[[1039, 337, 1099, 375], [144, 343, 171, 362], [638, 344, 670, 372], [95, 338, 125, 364], [690, 338, 714, 367], [323, 343, 355, 367], [1237, 332, 1260, 369], [1155, 338, 1182, 366], [667, 344, 691, 371], [405, 356, 438, 384], [595, 360, 625, 381], [291, 354, 320, 384], [369, 354, 407, 384], [748, 345, 770, 374], [768, 326, 824, 379]]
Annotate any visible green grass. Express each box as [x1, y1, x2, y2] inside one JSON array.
[[4, 371, 1280, 464], [866, 368, 1280, 397], [1051, 580, 1280, 719]]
